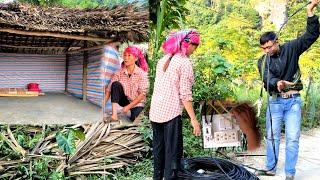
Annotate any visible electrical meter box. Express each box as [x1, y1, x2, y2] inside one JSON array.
[[200, 101, 241, 148]]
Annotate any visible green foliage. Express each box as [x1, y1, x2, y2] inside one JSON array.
[[11, 157, 62, 179], [114, 159, 153, 180], [138, 116, 153, 152], [49, 171, 66, 180], [185, 0, 260, 28], [55, 128, 84, 155], [18, 0, 59, 6], [56, 131, 76, 155], [184, 0, 263, 91], [55, 127, 85, 156], [0, 125, 45, 159], [0, 136, 20, 159], [149, 0, 188, 62], [70, 128, 86, 141], [192, 54, 234, 102], [33, 157, 51, 177], [182, 119, 212, 157], [16, 131, 42, 149], [303, 80, 320, 129]]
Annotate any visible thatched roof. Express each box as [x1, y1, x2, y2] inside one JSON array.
[[0, 3, 149, 54]]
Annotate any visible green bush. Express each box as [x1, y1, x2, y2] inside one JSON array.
[[193, 54, 235, 103]]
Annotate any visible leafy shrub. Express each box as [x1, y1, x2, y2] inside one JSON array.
[[192, 54, 234, 102]]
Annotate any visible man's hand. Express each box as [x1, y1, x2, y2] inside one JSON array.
[[307, 0, 319, 17], [277, 80, 294, 92], [191, 119, 201, 136], [277, 80, 285, 92]]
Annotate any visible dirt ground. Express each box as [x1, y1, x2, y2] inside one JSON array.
[[0, 93, 101, 124], [235, 128, 320, 180]]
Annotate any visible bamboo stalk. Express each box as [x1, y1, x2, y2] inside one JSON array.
[[0, 160, 24, 166], [69, 121, 108, 163], [71, 162, 127, 172], [7, 126, 27, 157], [27, 154, 65, 160], [55, 162, 67, 172], [70, 122, 102, 154], [0, 133, 26, 157], [68, 171, 114, 176], [31, 125, 46, 154]]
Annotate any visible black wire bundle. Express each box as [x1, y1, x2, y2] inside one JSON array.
[[178, 157, 260, 180]]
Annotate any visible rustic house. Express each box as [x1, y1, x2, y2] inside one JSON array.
[[0, 2, 148, 124]]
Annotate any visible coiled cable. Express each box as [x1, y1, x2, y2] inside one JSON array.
[[178, 157, 259, 180]]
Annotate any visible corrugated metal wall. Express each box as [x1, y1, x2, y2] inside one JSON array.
[[87, 49, 103, 106], [0, 51, 107, 107], [0, 53, 65, 92], [67, 53, 83, 98], [67, 50, 104, 107]]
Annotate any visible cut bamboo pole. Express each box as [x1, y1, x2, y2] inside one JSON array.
[[6, 126, 27, 157]]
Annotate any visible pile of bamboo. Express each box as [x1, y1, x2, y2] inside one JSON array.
[[0, 120, 147, 178]]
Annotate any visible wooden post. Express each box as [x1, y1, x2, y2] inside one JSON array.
[[65, 54, 69, 92], [82, 40, 88, 101]]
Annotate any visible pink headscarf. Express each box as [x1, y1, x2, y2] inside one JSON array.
[[123, 46, 148, 72], [162, 29, 200, 56]]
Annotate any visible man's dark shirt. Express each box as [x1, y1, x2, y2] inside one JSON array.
[[258, 15, 319, 94]]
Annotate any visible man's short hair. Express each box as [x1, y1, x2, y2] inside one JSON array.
[[260, 31, 278, 45]]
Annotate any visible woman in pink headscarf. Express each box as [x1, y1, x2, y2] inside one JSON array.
[[149, 29, 201, 179], [105, 46, 148, 121]]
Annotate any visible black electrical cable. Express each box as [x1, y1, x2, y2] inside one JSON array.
[[264, 54, 278, 172], [278, 1, 312, 36], [178, 157, 260, 180]]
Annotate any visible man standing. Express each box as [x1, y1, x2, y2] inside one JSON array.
[[256, 1, 319, 179]]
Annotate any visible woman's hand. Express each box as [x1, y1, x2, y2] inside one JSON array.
[[191, 119, 201, 136], [122, 105, 130, 113]]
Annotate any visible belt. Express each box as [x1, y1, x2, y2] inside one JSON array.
[[273, 93, 300, 99]]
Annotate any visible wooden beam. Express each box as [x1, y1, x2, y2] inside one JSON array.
[[0, 44, 79, 49], [0, 28, 111, 42], [82, 40, 88, 101], [65, 54, 69, 92], [67, 44, 106, 54]]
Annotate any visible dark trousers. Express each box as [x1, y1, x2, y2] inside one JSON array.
[[110, 81, 143, 121], [151, 115, 183, 180]]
